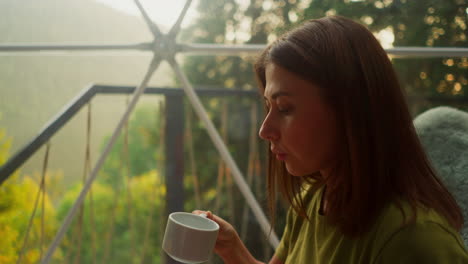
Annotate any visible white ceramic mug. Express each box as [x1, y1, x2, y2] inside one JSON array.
[[162, 212, 219, 263]]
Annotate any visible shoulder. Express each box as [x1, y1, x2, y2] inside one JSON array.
[[374, 221, 468, 263], [373, 202, 468, 263]]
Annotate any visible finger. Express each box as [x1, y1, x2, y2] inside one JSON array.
[[192, 210, 206, 215], [205, 211, 214, 219], [192, 210, 215, 220], [208, 213, 229, 226]]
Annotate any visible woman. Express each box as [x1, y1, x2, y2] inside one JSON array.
[[194, 16, 468, 263]]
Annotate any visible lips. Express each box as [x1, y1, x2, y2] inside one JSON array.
[[271, 148, 287, 161], [275, 153, 287, 161]]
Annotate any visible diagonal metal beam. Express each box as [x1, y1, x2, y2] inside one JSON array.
[[167, 57, 280, 249], [40, 55, 162, 264], [0, 85, 97, 185], [134, 0, 162, 38], [168, 0, 193, 38]]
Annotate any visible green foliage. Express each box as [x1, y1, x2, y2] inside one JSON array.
[[0, 115, 68, 264], [99, 105, 164, 187], [0, 123, 59, 264], [0, 176, 58, 264], [0, 118, 11, 166], [56, 170, 166, 264]]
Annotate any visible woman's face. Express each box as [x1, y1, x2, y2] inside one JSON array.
[[259, 63, 340, 177]]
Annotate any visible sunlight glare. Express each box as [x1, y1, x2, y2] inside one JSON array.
[[374, 27, 395, 49]]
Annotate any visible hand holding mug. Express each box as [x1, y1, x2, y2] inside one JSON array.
[[162, 212, 219, 263], [192, 210, 240, 258]]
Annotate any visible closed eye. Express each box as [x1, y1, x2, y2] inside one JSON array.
[[278, 107, 293, 115]]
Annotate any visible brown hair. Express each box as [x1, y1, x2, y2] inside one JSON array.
[[254, 16, 463, 236]]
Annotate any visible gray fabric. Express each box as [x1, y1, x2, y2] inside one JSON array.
[[414, 106, 468, 246]]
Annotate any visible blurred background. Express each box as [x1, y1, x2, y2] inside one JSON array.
[[0, 0, 467, 263]]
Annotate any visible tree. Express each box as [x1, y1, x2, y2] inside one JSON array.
[[99, 104, 164, 187], [0, 119, 59, 264], [298, 0, 468, 114], [56, 170, 166, 264]]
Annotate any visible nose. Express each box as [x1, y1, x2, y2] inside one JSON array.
[[258, 113, 279, 141]]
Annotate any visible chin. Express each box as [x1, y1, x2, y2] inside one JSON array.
[[286, 165, 310, 177], [285, 165, 315, 177]]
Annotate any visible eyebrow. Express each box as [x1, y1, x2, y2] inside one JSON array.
[[264, 91, 292, 100]]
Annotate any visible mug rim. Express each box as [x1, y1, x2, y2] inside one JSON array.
[[169, 212, 220, 232]]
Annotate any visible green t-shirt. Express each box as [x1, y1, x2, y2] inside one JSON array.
[[275, 186, 468, 263]]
